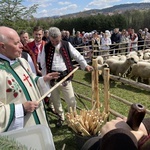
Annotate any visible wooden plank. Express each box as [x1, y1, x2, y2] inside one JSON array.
[[110, 75, 150, 91]]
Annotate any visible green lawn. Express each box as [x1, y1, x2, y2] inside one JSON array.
[[47, 69, 150, 150]]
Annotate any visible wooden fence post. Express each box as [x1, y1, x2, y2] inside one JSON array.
[[103, 68, 110, 114], [92, 59, 100, 109]]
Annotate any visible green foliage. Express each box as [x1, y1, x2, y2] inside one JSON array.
[[123, 9, 150, 30], [48, 9, 147, 33], [0, 0, 38, 30], [0, 136, 28, 150]]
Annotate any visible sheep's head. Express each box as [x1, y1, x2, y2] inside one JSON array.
[[97, 63, 109, 75], [97, 63, 109, 70], [144, 52, 150, 60], [102, 63, 109, 69], [127, 55, 139, 64], [137, 51, 143, 59]]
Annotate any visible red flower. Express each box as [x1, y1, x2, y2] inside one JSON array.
[[8, 80, 12, 85], [6, 88, 12, 92], [13, 92, 18, 98]]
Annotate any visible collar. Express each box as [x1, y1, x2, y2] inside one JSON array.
[[0, 54, 18, 65], [35, 41, 43, 46], [55, 42, 61, 49]]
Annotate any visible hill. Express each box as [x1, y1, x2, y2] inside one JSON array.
[[51, 2, 150, 19]]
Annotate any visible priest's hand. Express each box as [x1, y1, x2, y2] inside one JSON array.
[[23, 101, 39, 113]]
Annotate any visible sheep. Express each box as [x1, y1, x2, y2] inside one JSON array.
[[143, 49, 150, 53], [97, 63, 109, 75], [108, 55, 120, 60], [119, 55, 126, 61], [140, 59, 150, 63], [95, 56, 109, 77], [126, 51, 137, 57], [128, 61, 150, 84], [126, 50, 143, 60], [137, 50, 144, 60], [95, 56, 104, 65], [105, 55, 139, 77], [108, 55, 126, 61], [143, 52, 150, 60]]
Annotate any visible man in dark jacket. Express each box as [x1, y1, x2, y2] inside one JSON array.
[[110, 28, 121, 54], [40, 27, 93, 127]]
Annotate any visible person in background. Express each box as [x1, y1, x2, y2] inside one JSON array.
[[19, 30, 36, 74], [40, 27, 93, 127], [61, 30, 66, 41], [137, 29, 144, 50], [100, 30, 112, 60], [119, 29, 129, 54], [23, 26, 45, 76], [62, 30, 74, 44], [42, 30, 50, 43], [0, 26, 60, 133], [81, 117, 150, 150], [72, 31, 84, 53], [23, 27, 56, 111], [91, 30, 101, 56], [143, 28, 150, 49], [142, 28, 150, 40], [128, 29, 138, 52], [110, 28, 121, 54], [19, 30, 30, 46]]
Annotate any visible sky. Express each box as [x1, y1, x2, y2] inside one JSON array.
[[22, 0, 150, 18]]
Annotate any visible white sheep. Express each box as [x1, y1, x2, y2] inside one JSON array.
[[119, 55, 126, 61], [143, 49, 150, 53], [95, 56, 104, 65], [143, 52, 150, 60], [108, 55, 126, 61], [97, 63, 109, 75], [126, 50, 143, 60], [95, 56, 109, 74], [95, 56, 109, 76], [108, 55, 120, 60], [126, 51, 137, 57], [128, 61, 150, 84], [105, 55, 139, 77], [137, 50, 144, 60]]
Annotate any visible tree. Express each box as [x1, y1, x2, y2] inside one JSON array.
[[0, 0, 38, 29]]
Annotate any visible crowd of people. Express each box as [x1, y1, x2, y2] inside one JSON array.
[[1, 25, 150, 150], [61, 27, 150, 59], [0, 25, 93, 133]]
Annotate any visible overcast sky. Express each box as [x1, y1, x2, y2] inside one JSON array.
[[22, 0, 150, 18]]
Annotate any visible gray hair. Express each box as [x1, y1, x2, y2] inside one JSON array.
[[49, 27, 61, 38]]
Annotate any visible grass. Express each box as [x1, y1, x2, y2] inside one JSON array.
[[46, 69, 150, 150]]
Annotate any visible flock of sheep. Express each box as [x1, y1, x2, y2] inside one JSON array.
[[96, 49, 150, 85]]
